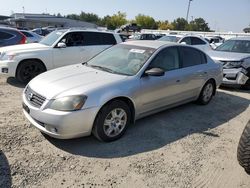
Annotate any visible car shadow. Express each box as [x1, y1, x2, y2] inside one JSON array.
[[0, 151, 12, 188], [46, 91, 250, 158], [220, 86, 250, 94], [6, 77, 26, 88]]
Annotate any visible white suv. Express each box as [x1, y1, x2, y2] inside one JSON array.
[[0, 28, 122, 83]]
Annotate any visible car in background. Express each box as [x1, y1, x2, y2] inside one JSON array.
[[0, 29, 122, 83], [208, 37, 250, 89], [0, 27, 27, 47], [19, 30, 43, 43], [120, 23, 141, 32], [237, 120, 250, 175], [22, 41, 222, 142], [205, 36, 224, 49], [158, 35, 211, 52], [130, 33, 157, 40], [31, 28, 51, 36], [157, 34, 183, 43]]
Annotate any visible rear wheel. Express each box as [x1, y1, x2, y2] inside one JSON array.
[[237, 121, 250, 175], [241, 79, 250, 90], [16, 60, 46, 83], [196, 80, 215, 105], [93, 100, 131, 142]]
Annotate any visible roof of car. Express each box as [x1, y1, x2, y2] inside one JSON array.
[[229, 36, 250, 41], [123, 40, 177, 49]]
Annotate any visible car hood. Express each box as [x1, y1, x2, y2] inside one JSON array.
[[28, 64, 128, 99], [0, 43, 49, 53], [207, 50, 250, 62]]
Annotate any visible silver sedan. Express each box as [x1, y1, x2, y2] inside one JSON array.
[[22, 41, 222, 142]]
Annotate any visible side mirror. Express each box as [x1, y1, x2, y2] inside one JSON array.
[[57, 42, 66, 48], [180, 41, 187, 45], [145, 68, 165, 77]]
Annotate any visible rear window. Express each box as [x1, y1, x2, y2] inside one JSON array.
[[180, 47, 207, 67], [83, 32, 116, 46], [0, 31, 14, 40]]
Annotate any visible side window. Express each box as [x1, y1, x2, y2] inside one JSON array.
[[82, 32, 101, 45], [0, 31, 14, 40], [21, 31, 33, 37], [191, 37, 206, 45], [99, 33, 117, 45], [60, 32, 85, 47], [149, 47, 180, 71], [180, 47, 207, 68], [180, 37, 191, 45]]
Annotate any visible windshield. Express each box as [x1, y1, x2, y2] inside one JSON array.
[[87, 44, 156, 76], [216, 40, 250, 53], [39, 30, 65, 46], [158, 36, 179, 42]]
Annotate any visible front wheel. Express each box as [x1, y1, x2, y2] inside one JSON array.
[[16, 60, 46, 83], [196, 80, 215, 105], [92, 100, 131, 142], [237, 121, 250, 175]]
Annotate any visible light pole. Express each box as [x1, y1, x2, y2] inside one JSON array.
[[186, 0, 193, 22]]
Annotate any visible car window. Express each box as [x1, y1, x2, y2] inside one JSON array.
[[216, 40, 250, 53], [149, 47, 180, 71], [60, 32, 85, 47], [179, 46, 206, 68], [180, 37, 191, 45], [191, 37, 206, 45], [21, 31, 33, 37], [99, 33, 117, 45], [0, 31, 14, 40]]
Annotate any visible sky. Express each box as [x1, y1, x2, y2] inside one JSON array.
[[0, 0, 249, 32]]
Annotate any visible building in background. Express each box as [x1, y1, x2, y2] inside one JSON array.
[[7, 13, 97, 29], [0, 15, 11, 26]]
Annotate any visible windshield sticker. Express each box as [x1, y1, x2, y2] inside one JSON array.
[[130, 49, 145, 54]]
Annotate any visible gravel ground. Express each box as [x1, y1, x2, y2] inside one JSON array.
[[0, 75, 250, 188]]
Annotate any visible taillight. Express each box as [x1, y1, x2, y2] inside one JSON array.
[[18, 31, 27, 44]]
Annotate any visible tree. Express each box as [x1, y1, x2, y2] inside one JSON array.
[[135, 14, 157, 29], [101, 12, 127, 30], [172, 17, 188, 31], [79, 12, 101, 24], [188, 18, 210, 31], [66, 14, 80, 20], [157, 20, 174, 30]]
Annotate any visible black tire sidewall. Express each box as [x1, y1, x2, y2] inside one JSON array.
[[16, 60, 45, 83], [197, 81, 215, 105], [93, 100, 131, 142]]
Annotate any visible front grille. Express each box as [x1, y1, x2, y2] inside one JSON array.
[[25, 86, 46, 108]]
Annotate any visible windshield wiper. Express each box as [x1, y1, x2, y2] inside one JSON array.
[[88, 65, 116, 73]]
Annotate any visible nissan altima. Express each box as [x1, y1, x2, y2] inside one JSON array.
[[22, 41, 222, 142]]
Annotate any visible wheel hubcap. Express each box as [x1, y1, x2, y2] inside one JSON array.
[[103, 108, 127, 137], [203, 83, 213, 102]]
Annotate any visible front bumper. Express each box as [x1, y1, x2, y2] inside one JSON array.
[[222, 68, 249, 86], [22, 94, 99, 139], [0, 60, 17, 77]]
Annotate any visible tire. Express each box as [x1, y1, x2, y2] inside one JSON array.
[[16, 60, 46, 83], [196, 80, 215, 105], [237, 121, 250, 175], [241, 79, 250, 90], [92, 100, 131, 142]]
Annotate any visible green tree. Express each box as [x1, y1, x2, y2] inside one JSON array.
[[157, 20, 174, 30], [66, 14, 80, 20], [135, 14, 157, 29], [188, 18, 210, 31], [79, 12, 101, 24], [172, 17, 189, 30], [101, 12, 127, 30]]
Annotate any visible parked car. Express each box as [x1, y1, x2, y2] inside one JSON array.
[[120, 23, 141, 32], [207, 37, 250, 89], [205, 36, 224, 49], [0, 27, 27, 47], [31, 28, 51, 36], [19, 30, 43, 43], [22, 41, 222, 142], [158, 35, 211, 52], [0, 28, 122, 83], [130, 33, 157, 40], [237, 120, 250, 174]]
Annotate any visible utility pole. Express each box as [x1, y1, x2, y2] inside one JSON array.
[[186, 0, 193, 22]]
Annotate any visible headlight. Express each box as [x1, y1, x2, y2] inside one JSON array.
[[224, 61, 242, 68], [0, 52, 16, 60], [49, 95, 87, 111]]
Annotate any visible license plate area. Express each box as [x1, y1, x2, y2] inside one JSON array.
[[22, 102, 30, 114]]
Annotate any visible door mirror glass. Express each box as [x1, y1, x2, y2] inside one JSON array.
[[145, 68, 165, 77], [57, 42, 66, 48]]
